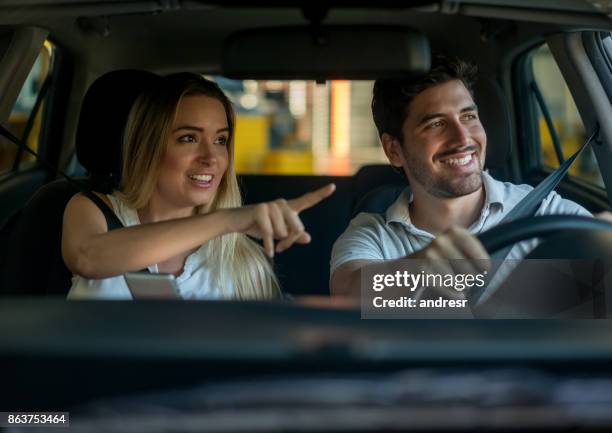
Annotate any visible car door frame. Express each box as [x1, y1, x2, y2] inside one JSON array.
[[0, 27, 70, 226], [511, 31, 612, 211]]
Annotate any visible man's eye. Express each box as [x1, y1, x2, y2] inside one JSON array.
[[427, 120, 444, 129], [463, 113, 478, 121], [178, 134, 197, 143], [215, 136, 228, 145]]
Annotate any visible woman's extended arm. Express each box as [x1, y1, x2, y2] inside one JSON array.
[[62, 193, 230, 278], [62, 184, 335, 279]]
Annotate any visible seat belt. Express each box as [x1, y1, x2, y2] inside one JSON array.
[[468, 124, 600, 306], [12, 75, 52, 171], [490, 123, 599, 259], [498, 125, 598, 224], [0, 123, 125, 231]]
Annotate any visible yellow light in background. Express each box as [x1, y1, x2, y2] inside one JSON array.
[[43, 39, 53, 55], [234, 116, 270, 174], [331, 80, 350, 158]]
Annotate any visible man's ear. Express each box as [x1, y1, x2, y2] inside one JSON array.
[[381, 133, 404, 168]]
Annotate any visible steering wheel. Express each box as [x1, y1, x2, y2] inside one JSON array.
[[476, 215, 612, 255], [473, 215, 612, 318]]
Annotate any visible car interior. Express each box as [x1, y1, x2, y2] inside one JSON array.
[[1, 0, 612, 429]]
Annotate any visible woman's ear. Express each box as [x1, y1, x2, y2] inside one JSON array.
[[381, 133, 404, 168]]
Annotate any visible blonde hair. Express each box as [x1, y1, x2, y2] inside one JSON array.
[[119, 73, 280, 300]]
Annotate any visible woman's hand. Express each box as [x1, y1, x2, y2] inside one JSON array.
[[224, 183, 336, 257]]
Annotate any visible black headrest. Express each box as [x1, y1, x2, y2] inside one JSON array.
[[352, 183, 406, 218], [351, 164, 406, 217], [353, 165, 404, 201], [76, 69, 159, 191], [474, 76, 512, 170]]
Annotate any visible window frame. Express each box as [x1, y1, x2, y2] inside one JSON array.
[[35, 37, 70, 176], [0, 37, 59, 180], [512, 36, 609, 209], [512, 41, 544, 177], [583, 32, 612, 104]]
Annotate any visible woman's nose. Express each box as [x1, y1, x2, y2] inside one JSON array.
[[197, 141, 217, 165]]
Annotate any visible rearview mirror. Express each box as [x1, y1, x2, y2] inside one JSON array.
[[222, 25, 431, 80]]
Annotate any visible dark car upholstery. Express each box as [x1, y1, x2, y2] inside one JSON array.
[[0, 179, 90, 295], [240, 174, 353, 295]]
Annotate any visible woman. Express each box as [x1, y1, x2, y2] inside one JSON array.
[[62, 73, 334, 300]]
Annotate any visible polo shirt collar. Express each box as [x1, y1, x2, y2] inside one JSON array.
[[385, 171, 505, 227], [385, 187, 413, 225], [481, 170, 505, 211]]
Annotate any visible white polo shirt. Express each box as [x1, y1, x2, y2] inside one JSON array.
[[330, 171, 591, 302]]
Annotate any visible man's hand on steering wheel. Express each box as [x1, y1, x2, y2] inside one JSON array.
[[597, 211, 612, 223], [408, 226, 491, 301]]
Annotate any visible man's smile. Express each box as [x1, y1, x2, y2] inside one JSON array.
[[436, 149, 480, 172]]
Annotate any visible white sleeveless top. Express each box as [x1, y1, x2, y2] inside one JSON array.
[[67, 193, 232, 300]]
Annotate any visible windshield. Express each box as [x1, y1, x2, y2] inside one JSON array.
[[1, 4, 612, 431]]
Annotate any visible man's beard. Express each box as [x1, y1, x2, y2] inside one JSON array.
[[404, 148, 484, 198]]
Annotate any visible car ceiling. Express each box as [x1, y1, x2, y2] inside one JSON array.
[[0, 0, 610, 76]]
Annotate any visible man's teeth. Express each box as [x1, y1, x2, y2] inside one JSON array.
[[441, 154, 473, 166], [189, 174, 213, 182]]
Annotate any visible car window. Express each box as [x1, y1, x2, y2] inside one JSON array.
[[0, 39, 55, 175], [530, 43, 605, 188], [210, 77, 387, 176]]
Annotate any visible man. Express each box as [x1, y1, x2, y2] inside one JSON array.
[[330, 56, 610, 302]]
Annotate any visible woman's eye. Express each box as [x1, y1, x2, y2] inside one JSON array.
[[215, 136, 228, 145], [178, 134, 197, 143]]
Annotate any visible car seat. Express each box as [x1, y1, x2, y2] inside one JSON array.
[[0, 70, 159, 295]]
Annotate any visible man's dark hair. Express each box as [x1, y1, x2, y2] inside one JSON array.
[[372, 55, 478, 141]]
